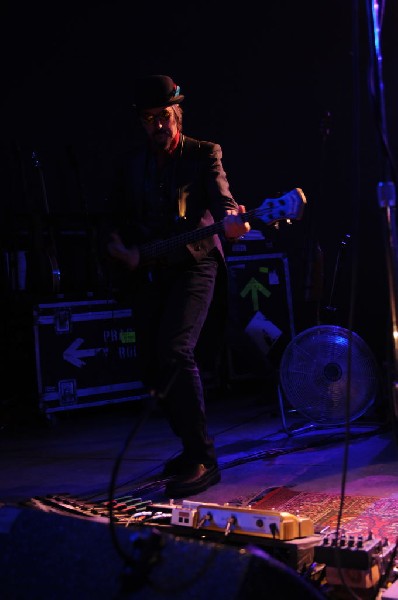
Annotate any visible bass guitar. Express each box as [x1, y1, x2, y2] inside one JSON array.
[[138, 187, 307, 264]]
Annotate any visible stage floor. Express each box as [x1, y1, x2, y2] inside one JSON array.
[[2, 380, 398, 599], [1, 380, 397, 508]]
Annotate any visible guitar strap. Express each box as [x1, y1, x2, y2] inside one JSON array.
[[140, 135, 201, 225], [176, 136, 204, 221], [177, 134, 186, 219]]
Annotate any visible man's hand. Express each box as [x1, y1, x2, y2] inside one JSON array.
[[107, 232, 140, 271], [223, 205, 251, 240]]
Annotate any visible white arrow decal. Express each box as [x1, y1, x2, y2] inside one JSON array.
[[63, 337, 109, 368]]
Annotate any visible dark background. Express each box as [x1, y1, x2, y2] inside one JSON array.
[[1, 1, 397, 412]]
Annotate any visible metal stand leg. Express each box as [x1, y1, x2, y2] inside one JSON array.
[[278, 384, 316, 436]]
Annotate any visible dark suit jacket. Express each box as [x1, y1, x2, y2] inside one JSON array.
[[100, 134, 240, 373], [104, 134, 239, 263]]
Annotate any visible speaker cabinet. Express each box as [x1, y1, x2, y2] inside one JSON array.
[[0, 506, 324, 599]]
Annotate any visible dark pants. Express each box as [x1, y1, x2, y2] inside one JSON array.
[[132, 251, 220, 465]]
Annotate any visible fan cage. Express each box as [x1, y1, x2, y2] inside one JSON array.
[[279, 325, 380, 425]]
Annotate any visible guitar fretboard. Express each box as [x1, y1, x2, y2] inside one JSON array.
[[139, 190, 305, 263]]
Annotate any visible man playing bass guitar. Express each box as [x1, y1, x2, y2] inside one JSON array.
[[103, 74, 304, 498]]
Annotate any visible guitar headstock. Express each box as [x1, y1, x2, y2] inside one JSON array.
[[257, 188, 307, 226]]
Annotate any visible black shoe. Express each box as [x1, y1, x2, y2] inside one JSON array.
[[162, 453, 191, 477], [164, 463, 221, 498]]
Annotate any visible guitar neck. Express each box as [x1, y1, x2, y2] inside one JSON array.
[[138, 188, 306, 264], [139, 210, 253, 263]]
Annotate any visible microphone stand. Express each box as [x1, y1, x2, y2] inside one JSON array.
[[367, 0, 398, 436]]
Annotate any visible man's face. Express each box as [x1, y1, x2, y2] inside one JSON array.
[[140, 106, 178, 151]]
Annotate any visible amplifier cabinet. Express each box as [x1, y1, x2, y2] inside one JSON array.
[[33, 297, 148, 416], [226, 252, 295, 381]]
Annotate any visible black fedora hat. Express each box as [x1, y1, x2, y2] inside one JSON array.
[[133, 74, 185, 110]]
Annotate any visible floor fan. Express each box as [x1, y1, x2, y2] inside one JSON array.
[[278, 324, 381, 434], [278, 233, 380, 434]]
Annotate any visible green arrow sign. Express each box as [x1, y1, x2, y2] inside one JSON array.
[[240, 277, 271, 312]]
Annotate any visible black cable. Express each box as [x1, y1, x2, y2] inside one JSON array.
[[374, 536, 398, 596], [107, 393, 159, 567], [328, 3, 396, 598]]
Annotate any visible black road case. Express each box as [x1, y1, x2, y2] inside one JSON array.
[[33, 297, 148, 417], [226, 251, 295, 381]]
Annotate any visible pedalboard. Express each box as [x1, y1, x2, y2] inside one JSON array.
[[314, 532, 392, 570], [169, 499, 314, 540], [313, 531, 396, 590]]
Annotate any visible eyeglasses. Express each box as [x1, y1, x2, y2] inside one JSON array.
[[141, 109, 173, 125]]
